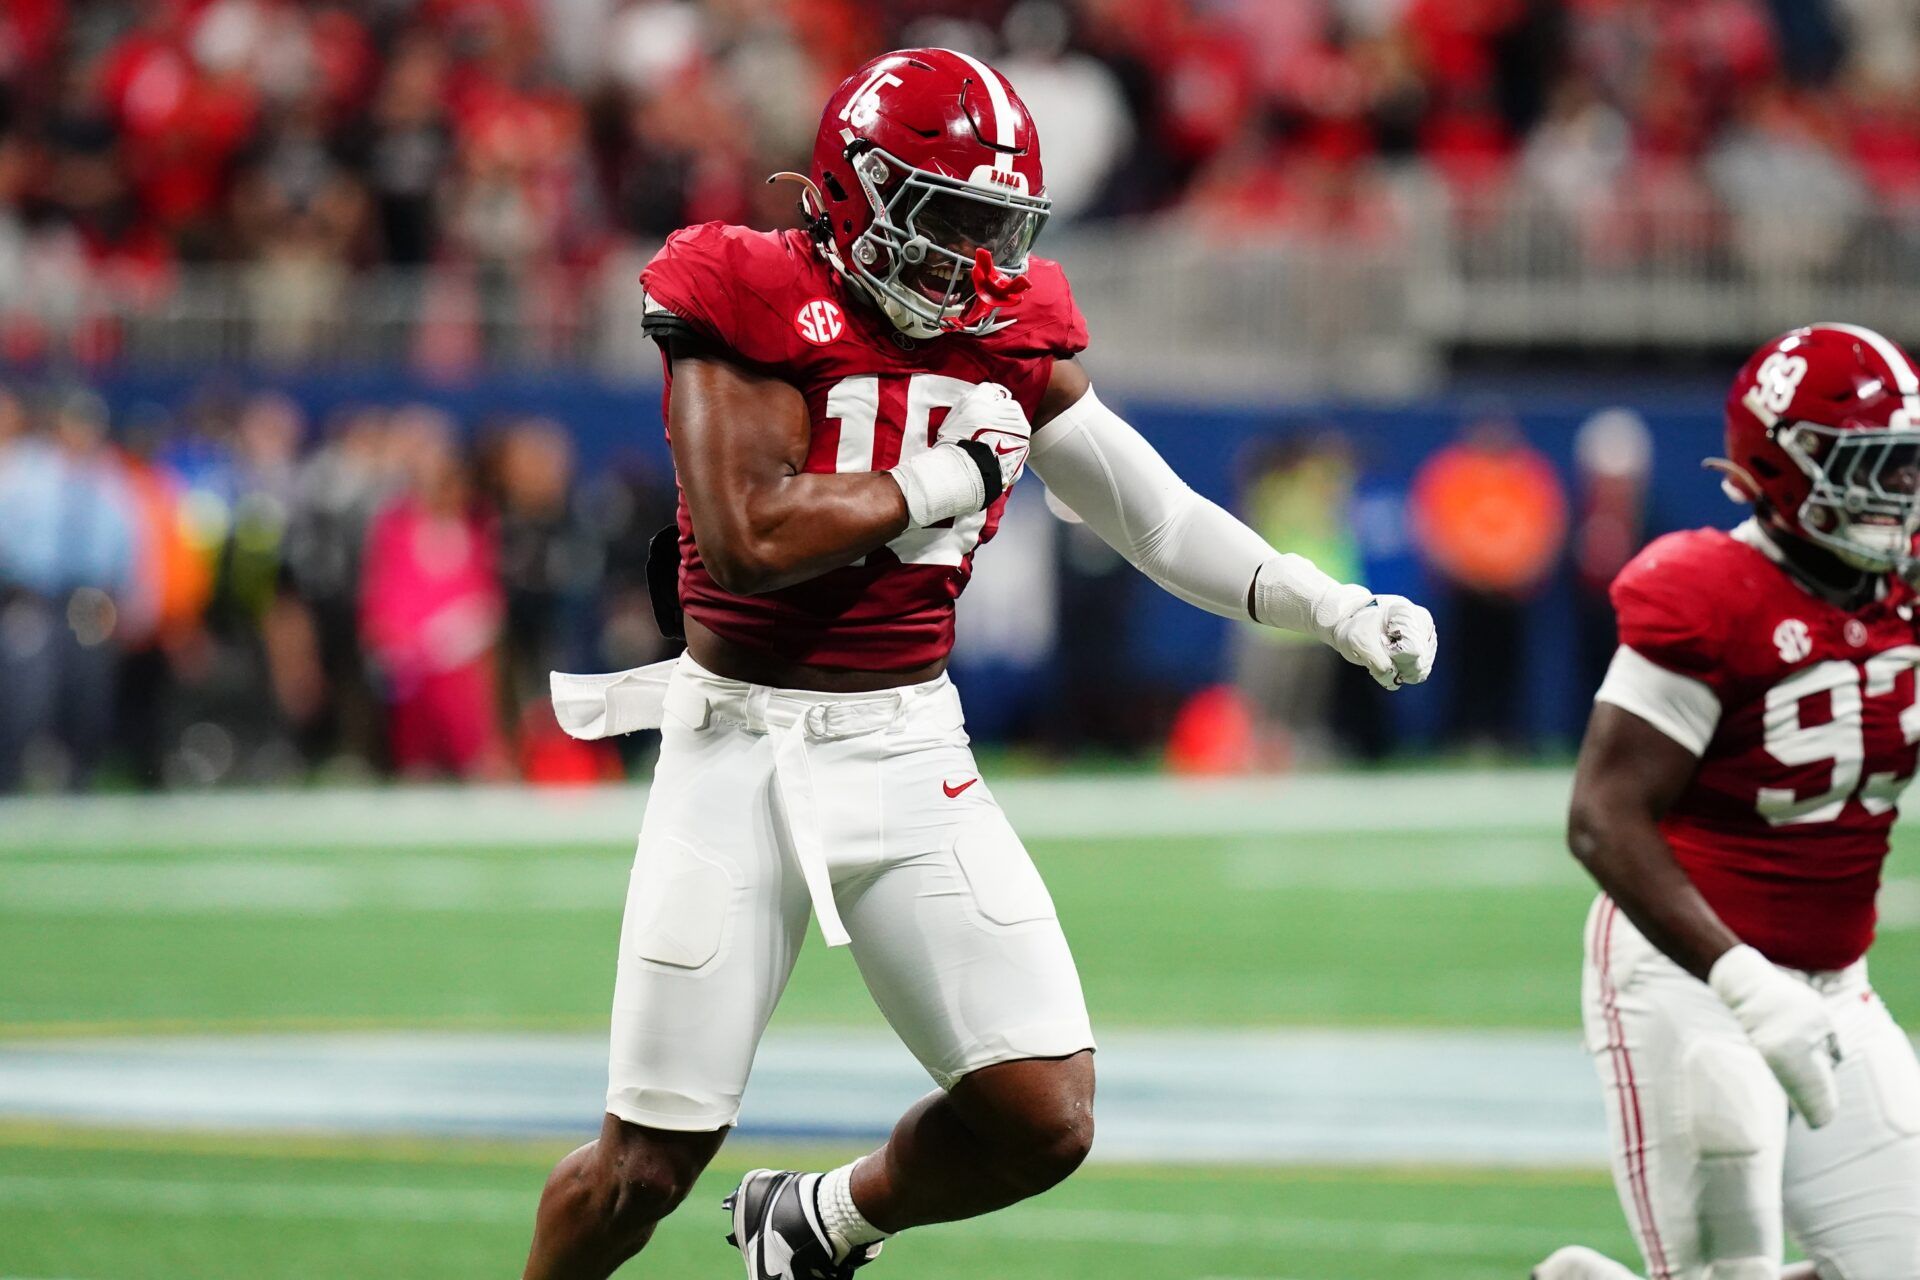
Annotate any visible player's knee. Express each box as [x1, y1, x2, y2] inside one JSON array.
[[1703, 1259, 1775, 1280], [581, 1125, 710, 1232], [997, 1088, 1095, 1193], [602, 1159, 695, 1229], [1685, 1041, 1779, 1159], [1006, 1107, 1094, 1194]]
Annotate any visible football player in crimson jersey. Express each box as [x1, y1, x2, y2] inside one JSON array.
[[522, 48, 1437, 1280], [1536, 325, 1920, 1280]]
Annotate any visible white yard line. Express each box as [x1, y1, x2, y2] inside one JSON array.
[[0, 842, 1592, 915], [0, 770, 1575, 854], [0, 845, 1909, 932], [0, 1028, 1612, 1167]]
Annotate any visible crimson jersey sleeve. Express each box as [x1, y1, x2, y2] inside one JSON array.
[[639, 222, 741, 351], [642, 226, 1089, 372], [996, 256, 1088, 361], [1609, 531, 1732, 692], [639, 223, 820, 366]]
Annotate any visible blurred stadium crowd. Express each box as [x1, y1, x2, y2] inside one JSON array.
[[0, 0, 1906, 789], [0, 383, 679, 790], [0, 0, 1915, 327], [0, 370, 1636, 790]]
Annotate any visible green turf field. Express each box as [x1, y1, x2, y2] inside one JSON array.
[[2, 776, 1913, 1277], [4, 826, 1918, 1036], [0, 1128, 1640, 1280]]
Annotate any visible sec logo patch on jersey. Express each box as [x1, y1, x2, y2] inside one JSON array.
[[794, 297, 846, 346], [1774, 618, 1812, 663]]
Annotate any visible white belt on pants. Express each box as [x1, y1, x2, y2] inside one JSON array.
[[549, 658, 909, 947]]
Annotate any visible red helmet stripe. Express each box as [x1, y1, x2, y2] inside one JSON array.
[[947, 47, 1017, 149], [1819, 322, 1920, 403]]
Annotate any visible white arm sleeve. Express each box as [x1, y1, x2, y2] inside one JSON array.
[[1028, 386, 1361, 635], [1594, 644, 1722, 756]]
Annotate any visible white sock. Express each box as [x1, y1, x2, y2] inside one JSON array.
[[817, 1163, 888, 1259]]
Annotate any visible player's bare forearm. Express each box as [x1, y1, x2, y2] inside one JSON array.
[[719, 469, 909, 593], [1567, 703, 1742, 981], [669, 351, 909, 594]]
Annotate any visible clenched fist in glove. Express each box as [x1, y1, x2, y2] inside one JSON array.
[[1253, 563, 1438, 690], [1710, 943, 1843, 1128], [890, 382, 1031, 528], [1327, 591, 1439, 690]]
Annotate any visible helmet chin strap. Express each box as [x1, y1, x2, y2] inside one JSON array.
[[1766, 518, 1885, 607]]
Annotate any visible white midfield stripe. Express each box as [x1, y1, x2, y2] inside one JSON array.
[[1822, 322, 1920, 409], [946, 48, 1016, 148]]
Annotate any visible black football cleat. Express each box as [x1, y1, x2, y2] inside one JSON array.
[[723, 1169, 881, 1280]]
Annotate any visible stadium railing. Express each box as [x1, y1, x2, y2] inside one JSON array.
[[10, 184, 1920, 391]]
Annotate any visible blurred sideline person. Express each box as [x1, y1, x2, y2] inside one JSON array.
[[1231, 434, 1363, 767], [1410, 414, 1567, 750], [0, 389, 139, 792], [358, 406, 509, 781], [525, 49, 1437, 1280], [1537, 326, 1920, 1280], [1571, 409, 1654, 701]]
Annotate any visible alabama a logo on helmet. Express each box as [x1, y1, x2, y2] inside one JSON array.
[[838, 66, 901, 130]]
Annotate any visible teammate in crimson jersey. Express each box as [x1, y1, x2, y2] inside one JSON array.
[[522, 48, 1437, 1280], [1538, 325, 1920, 1280]]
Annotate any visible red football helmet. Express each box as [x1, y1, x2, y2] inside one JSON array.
[[785, 48, 1049, 340], [1716, 323, 1920, 573]]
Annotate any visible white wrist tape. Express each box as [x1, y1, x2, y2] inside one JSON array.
[[1250, 554, 1372, 640], [890, 442, 987, 528]]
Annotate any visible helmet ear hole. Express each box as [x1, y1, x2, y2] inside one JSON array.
[[822, 171, 848, 203]]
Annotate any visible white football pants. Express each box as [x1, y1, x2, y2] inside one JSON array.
[[1582, 895, 1920, 1280], [601, 654, 1094, 1132]]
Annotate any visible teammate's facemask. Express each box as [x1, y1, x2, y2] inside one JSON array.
[[1775, 420, 1920, 572], [846, 147, 1048, 338]]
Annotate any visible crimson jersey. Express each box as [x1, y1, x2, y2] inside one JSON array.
[[638, 223, 1088, 670], [1613, 526, 1920, 970]]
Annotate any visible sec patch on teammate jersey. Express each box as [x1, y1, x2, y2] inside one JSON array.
[[794, 297, 846, 345]]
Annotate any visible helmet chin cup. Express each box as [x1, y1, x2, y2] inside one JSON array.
[[1826, 517, 1910, 572]]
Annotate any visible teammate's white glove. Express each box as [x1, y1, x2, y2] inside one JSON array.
[[890, 383, 1032, 528], [1709, 944, 1843, 1128], [1322, 586, 1438, 690]]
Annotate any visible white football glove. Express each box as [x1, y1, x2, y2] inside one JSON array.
[[1325, 589, 1438, 691], [1709, 944, 1843, 1129], [890, 383, 1033, 528], [936, 381, 1032, 489]]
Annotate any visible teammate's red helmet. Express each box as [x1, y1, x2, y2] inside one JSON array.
[[1717, 323, 1920, 573], [801, 48, 1049, 340]]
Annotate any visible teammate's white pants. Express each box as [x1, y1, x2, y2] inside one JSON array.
[[603, 654, 1095, 1132], [1582, 896, 1920, 1280]]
